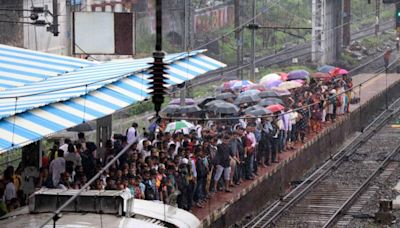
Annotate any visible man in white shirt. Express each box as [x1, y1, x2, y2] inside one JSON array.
[[127, 122, 139, 144], [59, 138, 71, 156], [49, 150, 66, 187]]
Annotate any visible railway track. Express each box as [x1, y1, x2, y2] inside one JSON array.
[[190, 20, 395, 88], [243, 94, 400, 228]]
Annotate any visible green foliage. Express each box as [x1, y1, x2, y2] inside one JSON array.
[[361, 36, 382, 48], [341, 52, 359, 66]]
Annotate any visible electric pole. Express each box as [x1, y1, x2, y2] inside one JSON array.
[[235, 0, 243, 79], [375, 0, 380, 36], [250, 0, 256, 81], [343, 0, 351, 46]]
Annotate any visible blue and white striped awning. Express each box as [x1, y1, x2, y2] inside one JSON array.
[[0, 49, 220, 118], [0, 47, 225, 153], [0, 44, 96, 91]]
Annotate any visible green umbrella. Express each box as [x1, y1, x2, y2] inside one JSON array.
[[165, 120, 195, 132]]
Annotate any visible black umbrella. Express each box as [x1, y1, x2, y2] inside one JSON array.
[[216, 92, 236, 100], [204, 100, 225, 109], [244, 105, 264, 115], [258, 98, 284, 107], [234, 93, 261, 105], [177, 105, 201, 114], [161, 105, 180, 114], [259, 90, 280, 99], [67, 122, 95, 132], [207, 100, 239, 114], [198, 97, 215, 109], [249, 108, 273, 116]]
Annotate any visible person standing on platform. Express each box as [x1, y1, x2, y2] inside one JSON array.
[[213, 135, 233, 193], [127, 122, 139, 144], [49, 150, 66, 188]]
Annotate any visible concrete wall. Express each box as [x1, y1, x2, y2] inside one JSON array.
[[209, 79, 400, 228], [0, 1, 24, 47]]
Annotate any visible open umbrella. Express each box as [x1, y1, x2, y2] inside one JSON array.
[[259, 90, 280, 98], [287, 70, 310, 80], [240, 89, 260, 96], [197, 97, 215, 109], [165, 120, 195, 133], [259, 98, 284, 107], [244, 84, 266, 91], [221, 80, 240, 91], [312, 72, 332, 80], [177, 105, 201, 114], [161, 105, 181, 115], [234, 93, 261, 105], [317, 65, 336, 73], [207, 101, 240, 114], [273, 88, 291, 96], [204, 100, 225, 109], [330, 67, 349, 76], [249, 108, 273, 117], [244, 105, 264, 114], [262, 79, 283, 89], [260, 73, 281, 84], [216, 92, 236, 100], [169, 98, 195, 105], [276, 72, 289, 81], [231, 80, 254, 90], [277, 81, 303, 90], [67, 122, 95, 132], [267, 104, 285, 113]]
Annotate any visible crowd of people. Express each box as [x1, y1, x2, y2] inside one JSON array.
[[0, 74, 356, 215]]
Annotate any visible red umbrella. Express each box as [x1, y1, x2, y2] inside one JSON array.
[[267, 104, 285, 113]]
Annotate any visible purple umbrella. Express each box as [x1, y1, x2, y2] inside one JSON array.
[[169, 98, 195, 105], [263, 79, 283, 89], [287, 70, 310, 80]]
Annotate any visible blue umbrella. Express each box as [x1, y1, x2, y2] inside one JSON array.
[[287, 70, 310, 80], [317, 65, 336, 73]]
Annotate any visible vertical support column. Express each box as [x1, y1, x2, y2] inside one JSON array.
[[250, 0, 256, 81], [96, 115, 112, 162], [235, 0, 242, 79], [312, 0, 342, 65], [343, 0, 351, 47], [184, 0, 189, 51], [312, 0, 323, 64], [375, 0, 380, 36], [334, 0, 343, 61]]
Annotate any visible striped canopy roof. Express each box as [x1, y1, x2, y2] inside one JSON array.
[[0, 44, 96, 90], [0, 46, 225, 153]]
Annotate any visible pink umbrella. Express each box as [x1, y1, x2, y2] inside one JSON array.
[[276, 72, 288, 81], [330, 68, 349, 76]]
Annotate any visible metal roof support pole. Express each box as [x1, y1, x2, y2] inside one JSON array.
[[311, 0, 324, 64]]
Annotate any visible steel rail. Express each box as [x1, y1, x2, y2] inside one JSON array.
[[322, 144, 400, 228]]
